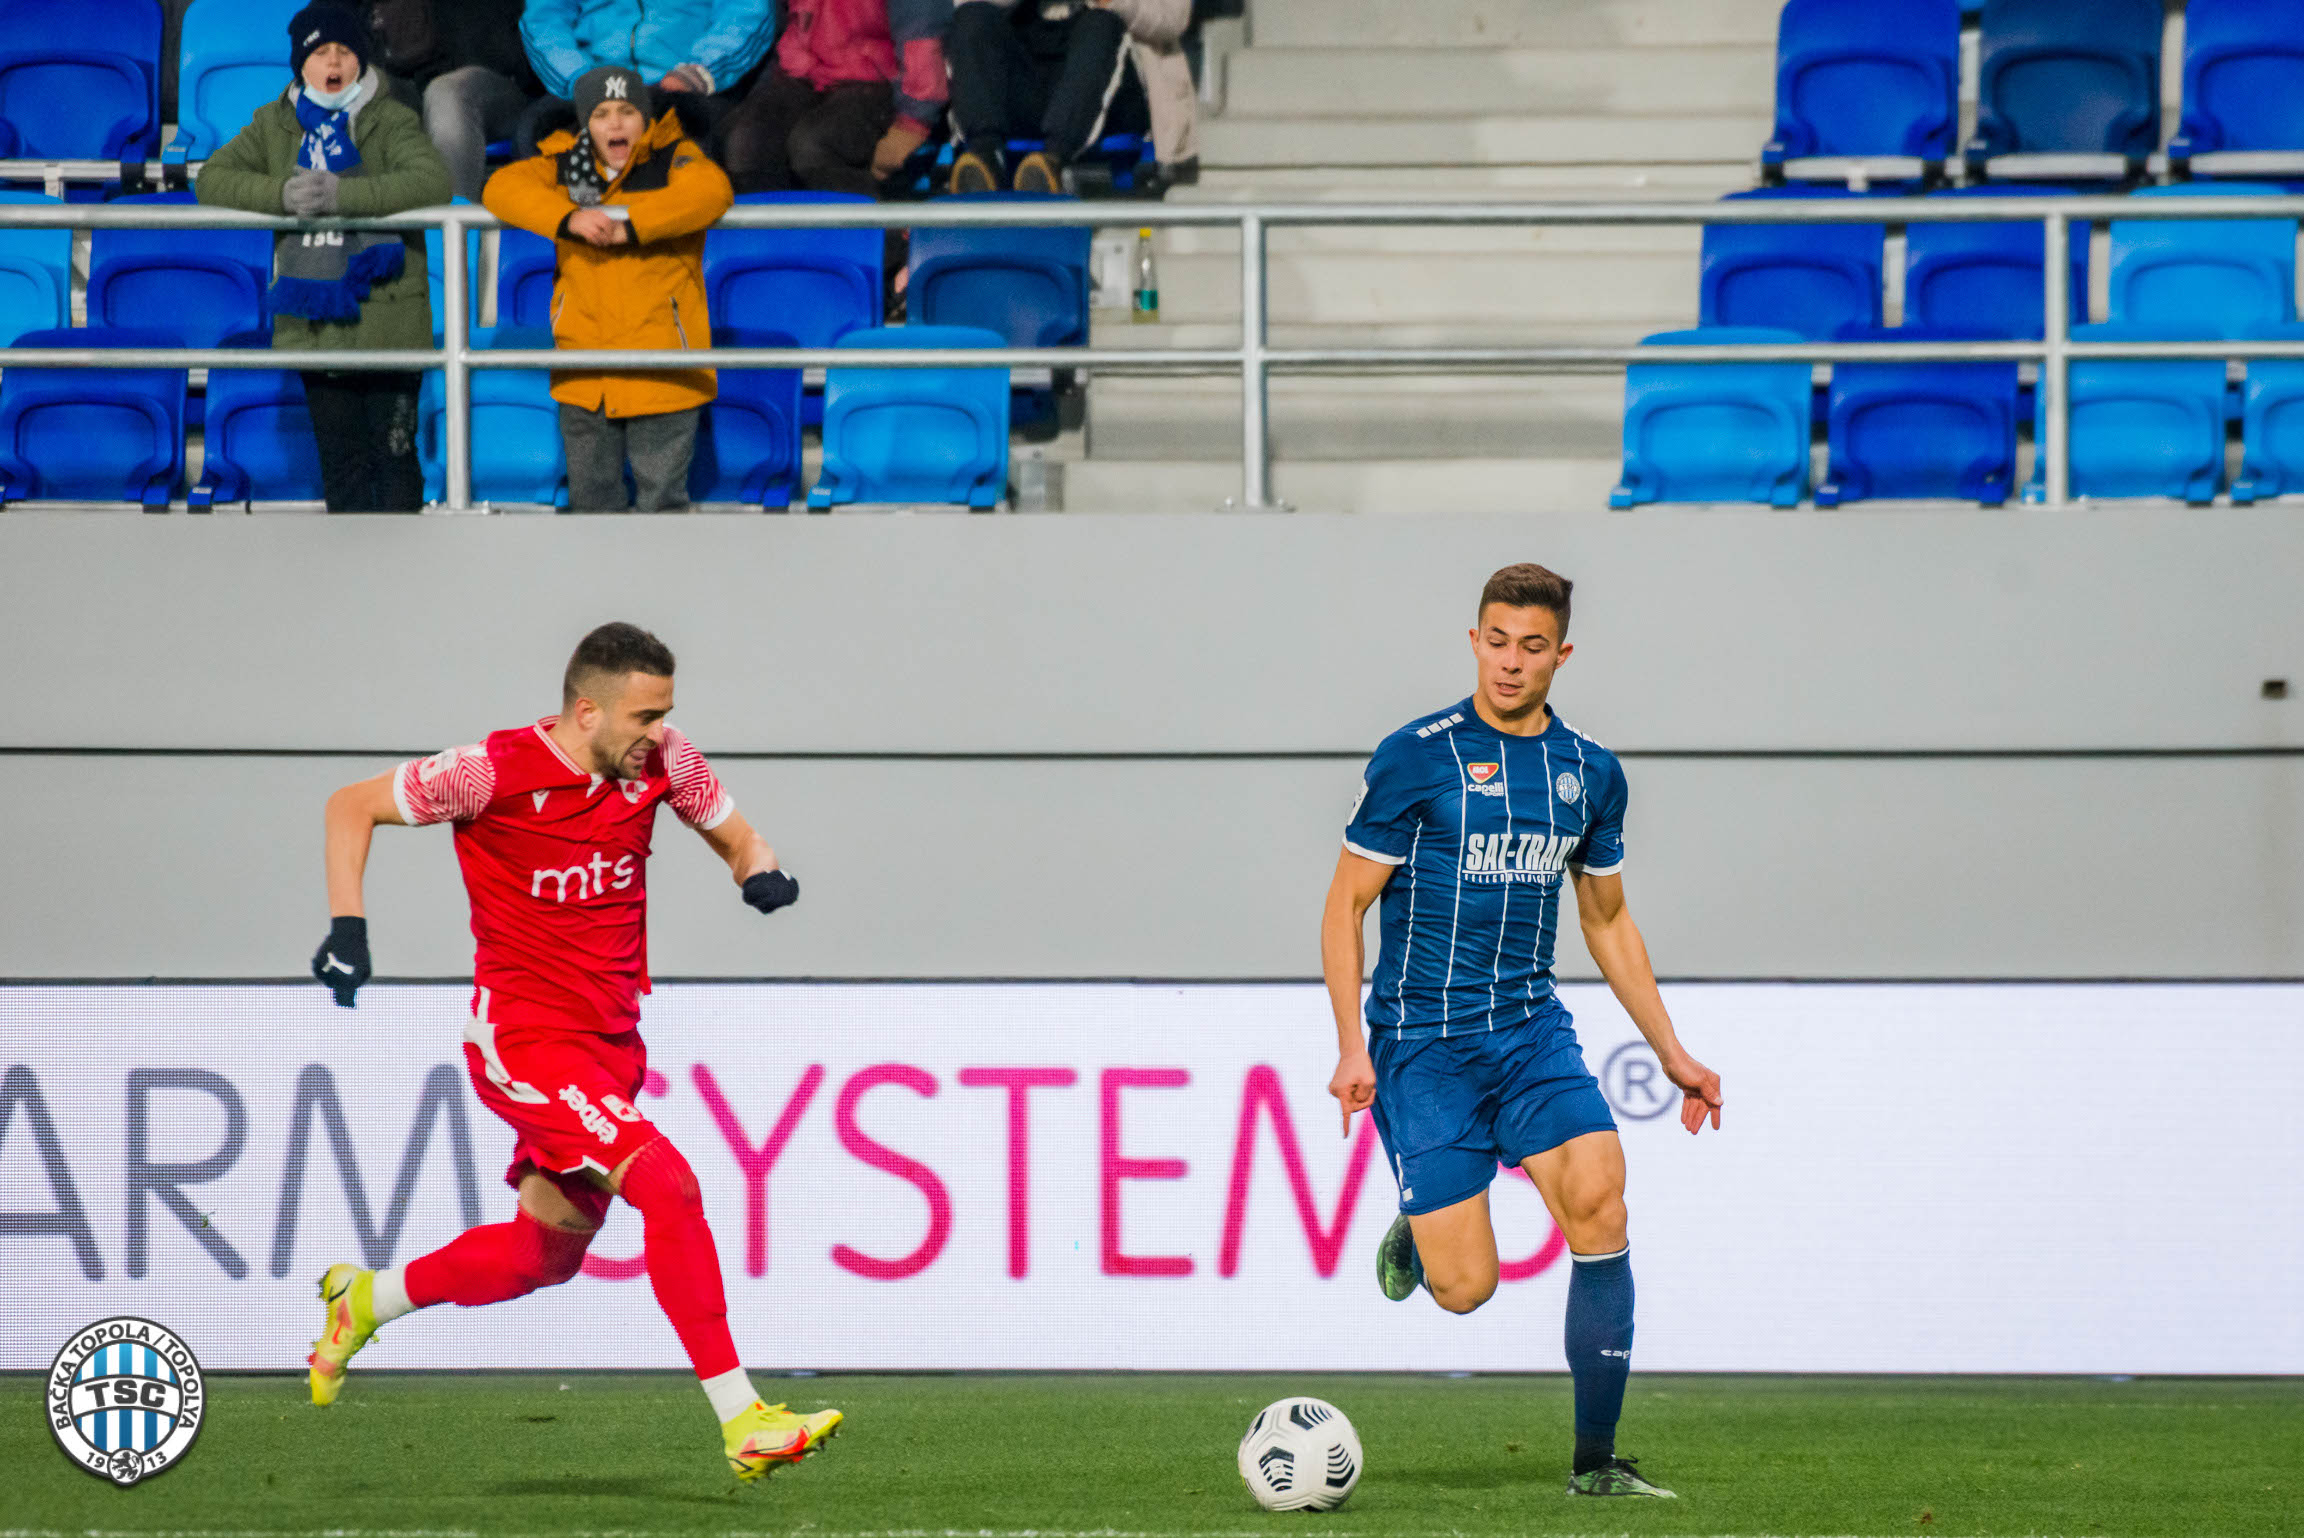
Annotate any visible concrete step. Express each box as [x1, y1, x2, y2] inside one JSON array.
[[1224, 46, 1773, 120], [1185, 163, 1754, 198], [1083, 372, 1626, 463], [1062, 456, 1625, 514], [1199, 112, 1771, 170], [1119, 244, 1699, 326], [1249, 0, 1782, 50]]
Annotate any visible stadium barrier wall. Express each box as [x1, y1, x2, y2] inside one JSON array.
[[5, 513, 2301, 979], [4, 982, 2299, 1375]]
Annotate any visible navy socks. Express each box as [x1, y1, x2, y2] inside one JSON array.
[[1564, 1245, 1634, 1474]]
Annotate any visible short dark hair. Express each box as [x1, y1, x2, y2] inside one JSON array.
[[562, 622, 676, 708], [1478, 563, 1573, 635]]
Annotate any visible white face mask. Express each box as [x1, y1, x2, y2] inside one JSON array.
[[304, 78, 361, 111]]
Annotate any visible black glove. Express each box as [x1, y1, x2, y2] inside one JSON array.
[[741, 870, 799, 915], [312, 916, 371, 1007]]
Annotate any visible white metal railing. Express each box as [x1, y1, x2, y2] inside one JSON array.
[[3, 193, 2303, 510]]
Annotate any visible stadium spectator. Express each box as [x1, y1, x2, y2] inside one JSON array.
[[517, 0, 776, 156], [718, 0, 953, 198], [362, 0, 545, 202], [483, 65, 735, 511], [196, 3, 452, 513], [946, 0, 1197, 194]]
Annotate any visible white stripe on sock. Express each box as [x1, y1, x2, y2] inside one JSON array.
[[369, 1265, 417, 1323], [702, 1365, 760, 1424], [1570, 1245, 1630, 1263]]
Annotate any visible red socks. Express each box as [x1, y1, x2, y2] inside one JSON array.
[[404, 1209, 593, 1308], [616, 1138, 740, 1381]]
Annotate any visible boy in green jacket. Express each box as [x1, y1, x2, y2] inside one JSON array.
[[197, 5, 451, 512]]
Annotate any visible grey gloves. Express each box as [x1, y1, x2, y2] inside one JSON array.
[[283, 168, 341, 216]]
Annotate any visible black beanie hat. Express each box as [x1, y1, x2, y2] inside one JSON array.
[[573, 65, 653, 130], [288, 3, 371, 79]]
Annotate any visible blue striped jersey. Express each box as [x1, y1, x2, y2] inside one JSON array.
[[1344, 698, 1627, 1039]]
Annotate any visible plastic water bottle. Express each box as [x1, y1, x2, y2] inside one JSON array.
[[1133, 227, 1159, 323]]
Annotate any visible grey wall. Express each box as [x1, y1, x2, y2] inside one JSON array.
[[4, 510, 2300, 979]]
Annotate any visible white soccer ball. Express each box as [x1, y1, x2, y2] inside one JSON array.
[[1237, 1397, 1362, 1512]]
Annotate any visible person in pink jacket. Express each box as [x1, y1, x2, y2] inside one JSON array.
[[718, 0, 952, 196]]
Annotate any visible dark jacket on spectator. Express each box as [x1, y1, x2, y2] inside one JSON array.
[[774, 0, 951, 137], [369, 0, 539, 91]]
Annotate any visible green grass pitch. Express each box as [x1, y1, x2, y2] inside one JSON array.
[[6, 1373, 2300, 1537]]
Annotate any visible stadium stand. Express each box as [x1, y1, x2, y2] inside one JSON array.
[[2169, 0, 2304, 176], [810, 324, 1011, 508], [2024, 322, 2228, 503], [1966, 0, 2163, 176], [1816, 326, 2020, 506], [0, 0, 165, 163], [1609, 325, 1810, 509], [1760, 0, 1961, 180], [705, 192, 885, 349], [88, 190, 270, 346], [187, 343, 325, 508], [1698, 189, 1885, 339], [1902, 186, 2089, 338], [0, 190, 69, 347], [167, 0, 307, 165], [0, 325, 186, 507], [2107, 182, 2297, 336], [689, 325, 805, 509], [416, 329, 567, 508], [2232, 323, 2304, 502]]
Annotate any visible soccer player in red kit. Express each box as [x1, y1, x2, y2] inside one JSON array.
[[303, 622, 837, 1481]]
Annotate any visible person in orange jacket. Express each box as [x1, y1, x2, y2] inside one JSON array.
[[483, 65, 734, 511]]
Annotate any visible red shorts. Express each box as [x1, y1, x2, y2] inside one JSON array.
[[462, 1008, 662, 1207]]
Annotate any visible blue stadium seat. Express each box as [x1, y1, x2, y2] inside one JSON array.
[[189, 336, 323, 508], [424, 197, 484, 340], [1699, 190, 1885, 340], [169, 0, 306, 163], [810, 325, 1010, 509], [705, 192, 883, 349], [1817, 326, 2020, 506], [1610, 326, 1812, 509], [0, 325, 185, 507], [909, 194, 1091, 348], [495, 224, 556, 332], [1903, 188, 2089, 338], [1968, 0, 2162, 166], [0, 0, 163, 162], [88, 190, 270, 346], [689, 326, 803, 509], [2107, 183, 2297, 337], [1762, 0, 1960, 169], [0, 191, 71, 347], [2232, 323, 2304, 503], [2025, 323, 2228, 502], [2171, 0, 2304, 172], [417, 329, 567, 507]]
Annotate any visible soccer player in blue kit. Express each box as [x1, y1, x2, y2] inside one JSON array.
[[1322, 562, 1724, 1500]]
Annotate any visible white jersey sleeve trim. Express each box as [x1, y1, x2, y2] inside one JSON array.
[[391, 762, 419, 827], [1343, 838, 1406, 867], [691, 794, 736, 832], [1570, 858, 1624, 876]]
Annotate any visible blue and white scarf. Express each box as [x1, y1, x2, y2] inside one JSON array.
[[269, 86, 407, 324]]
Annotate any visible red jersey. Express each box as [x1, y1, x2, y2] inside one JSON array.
[[392, 718, 734, 1035]]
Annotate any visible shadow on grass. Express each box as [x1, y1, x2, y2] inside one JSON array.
[[487, 1475, 741, 1506]]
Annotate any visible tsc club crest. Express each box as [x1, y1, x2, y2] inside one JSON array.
[[47, 1318, 204, 1485], [1555, 771, 1582, 804]]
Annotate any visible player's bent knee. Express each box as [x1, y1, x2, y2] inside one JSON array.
[[1428, 1273, 1498, 1314], [617, 1136, 703, 1214], [534, 1225, 592, 1286]]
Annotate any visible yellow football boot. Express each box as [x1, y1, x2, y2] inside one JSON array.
[[723, 1400, 843, 1482], [307, 1263, 380, 1407]]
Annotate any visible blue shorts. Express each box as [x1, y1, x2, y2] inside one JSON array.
[[1368, 1012, 1617, 1216]]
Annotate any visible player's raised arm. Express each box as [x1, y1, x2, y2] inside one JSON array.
[[314, 770, 407, 1008], [1569, 866, 1722, 1134], [1321, 849, 1394, 1136], [664, 727, 797, 917]]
